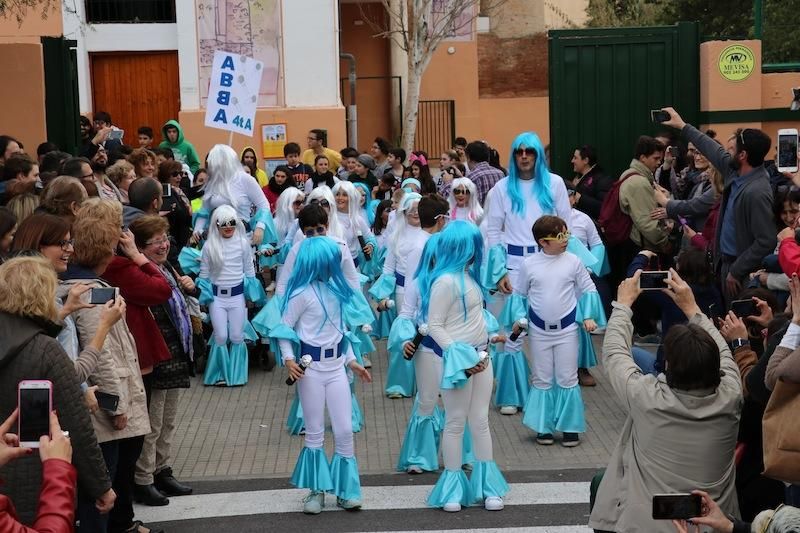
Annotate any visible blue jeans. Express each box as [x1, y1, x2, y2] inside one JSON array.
[[786, 484, 800, 506], [632, 347, 658, 376]]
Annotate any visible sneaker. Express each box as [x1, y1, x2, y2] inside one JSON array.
[[633, 333, 661, 346], [406, 465, 423, 475], [562, 432, 581, 447], [336, 497, 362, 511], [484, 496, 504, 511], [363, 357, 372, 369], [443, 502, 462, 512], [578, 368, 596, 387], [499, 406, 518, 415], [302, 491, 324, 515], [536, 433, 554, 445], [462, 463, 473, 472], [387, 392, 404, 399]]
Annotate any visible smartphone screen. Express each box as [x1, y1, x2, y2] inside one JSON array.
[[778, 133, 798, 170], [652, 494, 702, 520], [19, 387, 51, 444], [730, 299, 758, 319], [89, 287, 117, 305], [162, 184, 172, 197], [651, 110, 670, 123], [639, 271, 670, 290], [94, 390, 120, 412]]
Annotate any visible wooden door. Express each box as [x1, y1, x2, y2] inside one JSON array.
[[90, 51, 180, 147]]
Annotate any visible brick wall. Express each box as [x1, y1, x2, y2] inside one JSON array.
[[477, 33, 549, 98]]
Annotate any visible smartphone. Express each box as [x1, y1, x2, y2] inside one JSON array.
[[678, 216, 688, 227], [162, 183, 172, 197], [777, 128, 799, 173], [638, 270, 671, 290], [652, 493, 702, 520], [651, 109, 670, 123], [94, 390, 120, 412], [89, 287, 118, 305], [107, 129, 124, 141], [18, 380, 52, 448], [666, 146, 678, 158], [731, 298, 759, 319]]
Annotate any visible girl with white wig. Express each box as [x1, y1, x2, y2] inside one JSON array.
[[332, 180, 375, 268], [192, 144, 277, 247], [257, 187, 305, 273], [290, 185, 344, 242], [197, 205, 266, 386], [448, 177, 484, 224]]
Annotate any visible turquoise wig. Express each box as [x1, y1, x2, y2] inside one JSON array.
[[417, 220, 485, 322], [506, 132, 554, 215], [282, 237, 355, 328]]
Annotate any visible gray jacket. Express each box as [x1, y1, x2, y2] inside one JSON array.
[[589, 303, 742, 533], [682, 125, 776, 278], [665, 178, 715, 231]]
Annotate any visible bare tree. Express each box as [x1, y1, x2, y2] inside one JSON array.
[[361, 0, 505, 153], [0, 0, 58, 24]]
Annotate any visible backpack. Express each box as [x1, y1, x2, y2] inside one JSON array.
[[598, 169, 640, 246]]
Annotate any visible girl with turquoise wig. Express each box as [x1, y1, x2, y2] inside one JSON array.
[[483, 131, 572, 416], [273, 236, 372, 515]]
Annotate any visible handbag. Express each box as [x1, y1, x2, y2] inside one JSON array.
[[762, 379, 800, 483]]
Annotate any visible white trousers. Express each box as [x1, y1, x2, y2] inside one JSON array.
[[441, 360, 494, 471], [209, 293, 247, 345], [414, 348, 442, 417], [297, 366, 354, 457], [528, 328, 579, 389]]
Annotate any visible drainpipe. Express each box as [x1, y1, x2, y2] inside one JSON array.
[[340, 52, 357, 149]]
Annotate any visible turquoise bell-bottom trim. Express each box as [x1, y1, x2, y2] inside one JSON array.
[[385, 349, 416, 397], [522, 383, 586, 434], [469, 461, 510, 503], [427, 469, 474, 508], [226, 342, 248, 386], [396, 402, 443, 472], [330, 454, 362, 501], [492, 350, 531, 408], [290, 447, 333, 493], [576, 328, 598, 369], [286, 394, 304, 435], [203, 340, 230, 386]]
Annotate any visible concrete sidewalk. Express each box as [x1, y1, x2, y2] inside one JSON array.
[[169, 337, 627, 480]]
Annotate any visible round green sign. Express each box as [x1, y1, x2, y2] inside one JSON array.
[[718, 44, 755, 82]]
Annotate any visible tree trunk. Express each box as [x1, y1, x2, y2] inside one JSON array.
[[401, 66, 423, 154]]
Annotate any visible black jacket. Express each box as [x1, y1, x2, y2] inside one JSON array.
[[573, 166, 613, 220]]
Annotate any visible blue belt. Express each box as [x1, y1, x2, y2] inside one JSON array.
[[420, 335, 443, 357], [507, 244, 538, 256], [300, 339, 346, 362], [396, 272, 406, 287], [213, 282, 244, 297], [528, 306, 577, 332]]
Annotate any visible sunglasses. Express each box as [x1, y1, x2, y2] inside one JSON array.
[[304, 226, 327, 237], [540, 231, 571, 242], [170, 171, 181, 177], [292, 199, 304, 206], [453, 188, 469, 195], [514, 148, 536, 157], [216, 219, 237, 228], [310, 199, 330, 208]]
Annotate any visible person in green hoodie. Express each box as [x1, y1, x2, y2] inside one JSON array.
[[159, 120, 201, 175]]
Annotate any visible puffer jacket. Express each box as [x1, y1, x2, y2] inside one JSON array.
[[58, 265, 150, 444], [0, 311, 110, 524]]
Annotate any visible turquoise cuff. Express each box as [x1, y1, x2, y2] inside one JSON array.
[[197, 277, 213, 306], [388, 317, 417, 356], [330, 454, 362, 501], [567, 236, 600, 273], [251, 296, 283, 337], [252, 208, 278, 242], [482, 244, 508, 289], [576, 291, 607, 327], [368, 273, 397, 300], [178, 247, 201, 276], [344, 291, 376, 327], [192, 206, 210, 229], [427, 469, 474, 508], [276, 241, 292, 264], [290, 447, 333, 493], [590, 243, 611, 277], [499, 293, 527, 330], [361, 245, 386, 280], [257, 244, 278, 269], [469, 461, 509, 502], [441, 342, 480, 390], [244, 276, 267, 306]]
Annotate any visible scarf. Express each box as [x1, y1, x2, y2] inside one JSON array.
[[157, 263, 193, 360]]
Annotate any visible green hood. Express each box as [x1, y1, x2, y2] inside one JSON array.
[[161, 119, 185, 146]]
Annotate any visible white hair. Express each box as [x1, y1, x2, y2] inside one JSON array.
[[448, 177, 484, 223], [307, 185, 343, 239], [391, 192, 421, 251], [332, 181, 361, 236], [204, 144, 240, 209], [275, 187, 304, 241], [203, 204, 249, 277]]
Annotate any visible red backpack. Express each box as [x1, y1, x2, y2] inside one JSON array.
[[598, 170, 640, 246]]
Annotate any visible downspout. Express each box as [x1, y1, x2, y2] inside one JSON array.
[[340, 52, 358, 149]]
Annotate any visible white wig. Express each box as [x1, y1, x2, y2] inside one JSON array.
[[307, 185, 343, 239], [204, 204, 249, 277], [204, 144, 240, 208], [390, 192, 422, 251], [275, 187, 305, 242], [331, 180, 362, 235], [448, 177, 484, 224]]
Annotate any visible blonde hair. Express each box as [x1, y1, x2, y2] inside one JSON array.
[[0, 256, 58, 321], [106, 160, 135, 187], [72, 199, 122, 268], [40, 176, 87, 219], [5, 193, 39, 224]]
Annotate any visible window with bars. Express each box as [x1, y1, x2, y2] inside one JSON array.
[[85, 0, 176, 23]]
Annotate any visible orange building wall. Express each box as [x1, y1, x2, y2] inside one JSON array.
[[0, 3, 62, 43], [0, 44, 48, 152], [479, 97, 550, 162]]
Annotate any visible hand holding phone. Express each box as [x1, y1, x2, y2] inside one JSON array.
[[651, 109, 670, 123], [89, 287, 118, 305], [730, 298, 759, 319], [638, 270, 671, 291], [652, 493, 702, 520], [18, 380, 52, 448], [778, 129, 799, 173]]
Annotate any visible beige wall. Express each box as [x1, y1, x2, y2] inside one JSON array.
[[479, 97, 550, 162], [0, 3, 62, 43]]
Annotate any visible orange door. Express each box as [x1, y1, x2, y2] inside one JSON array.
[[90, 51, 180, 147]]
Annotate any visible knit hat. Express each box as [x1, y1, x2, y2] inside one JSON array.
[[356, 154, 376, 170]]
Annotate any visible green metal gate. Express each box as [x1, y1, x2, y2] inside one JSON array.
[[548, 22, 700, 180], [41, 37, 80, 155]]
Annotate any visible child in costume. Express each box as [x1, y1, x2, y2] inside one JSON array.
[[484, 132, 571, 415], [421, 221, 509, 513], [448, 177, 484, 224], [510, 215, 604, 447], [198, 205, 266, 386], [332, 181, 376, 270], [274, 236, 372, 514]]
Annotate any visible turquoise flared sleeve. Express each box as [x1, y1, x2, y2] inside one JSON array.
[[567, 236, 600, 273], [251, 295, 283, 337], [243, 320, 259, 342], [244, 276, 267, 307], [482, 244, 508, 289], [499, 293, 527, 330], [357, 235, 380, 276], [388, 317, 417, 357], [344, 291, 377, 327], [196, 277, 213, 306], [368, 272, 397, 301], [252, 207, 279, 243], [192, 205, 210, 231], [361, 244, 386, 280], [276, 241, 292, 265], [576, 291, 607, 328], [482, 309, 500, 338], [257, 243, 279, 269], [590, 243, 611, 277], [441, 342, 481, 390], [178, 247, 202, 276]]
